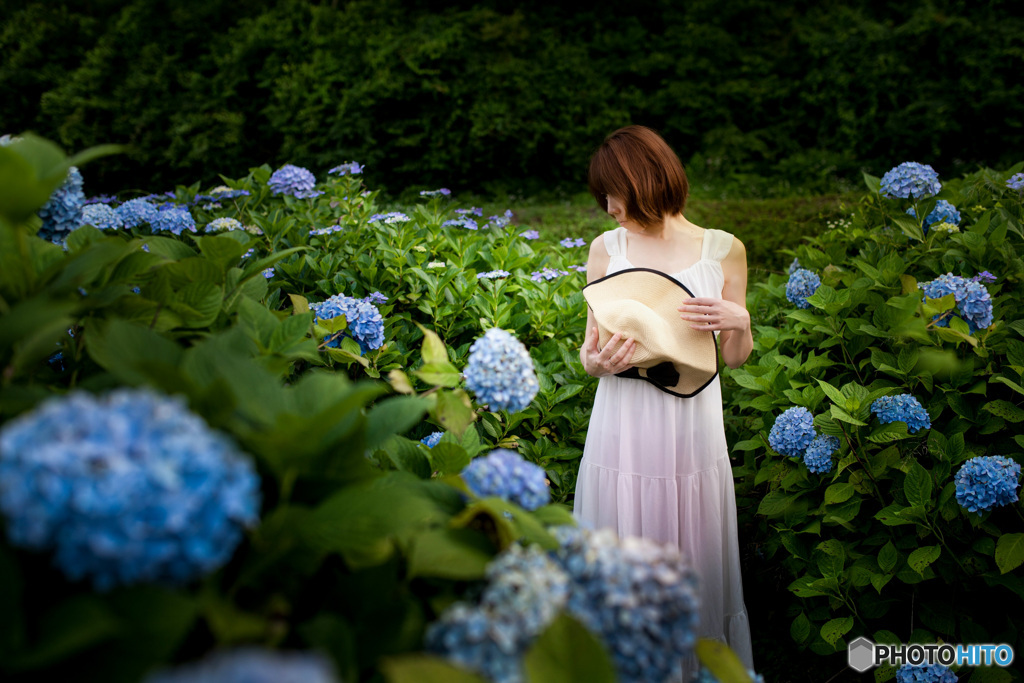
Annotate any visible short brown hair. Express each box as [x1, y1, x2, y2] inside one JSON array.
[[587, 125, 689, 228]]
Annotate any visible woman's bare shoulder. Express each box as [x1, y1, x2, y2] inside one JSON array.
[[586, 235, 610, 282]]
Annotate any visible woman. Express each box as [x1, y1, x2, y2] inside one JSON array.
[[574, 125, 755, 675]]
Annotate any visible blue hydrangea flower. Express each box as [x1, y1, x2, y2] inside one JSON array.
[[919, 273, 993, 333], [328, 161, 363, 176], [420, 188, 451, 197], [363, 291, 388, 305], [461, 449, 550, 510], [144, 648, 338, 683], [84, 194, 117, 205], [151, 206, 197, 236], [268, 165, 318, 198], [880, 162, 941, 199], [973, 271, 997, 283], [464, 329, 539, 412], [769, 406, 816, 457], [205, 217, 243, 233], [262, 268, 275, 279], [906, 199, 961, 228], [368, 212, 410, 224], [530, 267, 569, 282], [80, 203, 123, 230], [0, 389, 261, 590], [1006, 173, 1024, 192], [38, 167, 85, 243], [787, 257, 800, 275], [426, 544, 569, 683], [954, 455, 1022, 514], [569, 264, 587, 272], [242, 248, 254, 259], [477, 270, 511, 280], [193, 187, 251, 205], [0, 134, 21, 145], [803, 435, 839, 474], [785, 268, 820, 309], [309, 225, 344, 236], [443, 217, 479, 230], [870, 394, 931, 433], [456, 207, 484, 217], [420, 432, 443, 448], [312, 294, 385, 354], [895, 663, 958, 683], [549, 526, 700, 683], [519, 230, 539, 240], [559, 237, 587, 248], [487, 210, 515, 229], [696, 668, 766, 683], [117, 198, 160, 229]]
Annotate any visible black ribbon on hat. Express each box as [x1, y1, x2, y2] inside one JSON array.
[[615, 361, 679, 388]]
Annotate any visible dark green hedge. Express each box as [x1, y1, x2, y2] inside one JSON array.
[[4, 0, 1022, 196]]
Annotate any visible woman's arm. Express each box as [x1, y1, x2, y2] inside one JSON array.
[[579, 237, 636, 377], [677, 236, 753, 369]]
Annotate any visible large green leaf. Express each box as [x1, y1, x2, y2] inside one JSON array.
[[524, 613, 616, 683], [380, 654, 486, 683], [995, 533, 1024, 575], [406, 528, 495, 580]]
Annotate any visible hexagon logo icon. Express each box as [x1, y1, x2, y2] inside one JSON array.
[[848, 636, 875, 672]]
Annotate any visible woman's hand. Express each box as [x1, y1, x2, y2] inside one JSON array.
[[580, 327, 636, 377], [677, 297, 750, 333]]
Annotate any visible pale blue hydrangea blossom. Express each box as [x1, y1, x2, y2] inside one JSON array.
[[908, 199, 961, 227], [205, 217, 243, 233], [769, 406, 817, 457], [0, 388, 261, 590], [519, 230, 539, 240], [145, 648, 339, 683], [80, 203, 123, 230], [152, 206, 197, 236], [879, 162, 941, 199], [456, 207, 484, 217], [486, 210, 515, 228], [785, 268, 820, 309], [364, 291, 388, 305], [954, 455, 1021, 514], [38, 167, 85, 242], [895, 662, 958, 683], [328, 161, 363, 176], [1006, 173, 1024, 192], [268, 165, 321, 198], [477, 270, 511, 280], [262, 268, 275, 279], [918, 273, 993, 333], [420, 432, 443, 448], [117, 199, 160, 229], [464, 329, 539, 412], [443, 216, 479, 230], [309, 225, 344, 236], [803, 435, 839, 473], [549, 526, 700, 683], [787, 257, 801, 275], [420, 188, 451, 197], [461, 449, 550, 511], [870, 394, 931, 433], [531, 267, 569, 282], [368, 212, 410, 224], [312, 294, 385, 354], [560, 237, 587, 248]]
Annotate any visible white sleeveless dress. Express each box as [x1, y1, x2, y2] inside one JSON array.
[[573, 226, 755, 680]]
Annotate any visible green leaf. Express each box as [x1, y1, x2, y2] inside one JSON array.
[[892, 214, 924, 242], [907, 545, 941, 574], [875, 504, 916, 527], [695, 638, 754, 683], [417, 324, 451, 365], [824, 483, 855, 505], [380, 436, 432, 479], [868, 422, 911, 443], [6, 595, 120, 670], [820, 616, 854, 646], [430, 442, 472, 476], [983, 400, 1024, 423], [993, 375, 1024, 397], [413, 361, 462, 387], [830, 404, 867, 426], [863, 172, 882, 193], [757, 490, 799, 516], [406, 528, 495, 580], [878, 541, 898, 573], [434, 388, 476, 437], [816, 378, 846, 406], [995, 533, 1024, 575], [365, 396, 430, 450], [790, 612, 811, 644], [380, 654, 487, 683], [524, 613, 616, 683], [531, 504, 576, 527], [903, 463, 933, 507]]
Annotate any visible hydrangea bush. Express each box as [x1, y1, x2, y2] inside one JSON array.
[[722, 159, 1024, 679]]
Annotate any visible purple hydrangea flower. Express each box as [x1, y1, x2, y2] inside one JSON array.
[[880, 162, 941, 199], [268, 165, 318, 198], [954, 455, 1021, 514], [973, 271, 997, 283], [145, 648, 338, 683], [870, 394, 931, 433], [367, 212, 410, 224], [519, 230, 539, 240], [0, 388, 261, 590], [38, 167, 85, 243], [461, 449, 550, 510], [328, 162, 363, 176], [569, 264, 587, 272], [309, 225, 344, 236], [262, 268, 275, 279], [443, 217, 479, 230], [312, 294, 385, 354], [487, 210, 515, 229], [785, 268, 820, 309], [477, 270, 511, 280], [420, 188, 451, 197], [455, 207, 484, 217], [80, 203, 123, 231], [363, 291, 388, 305], [530, 267, 569, 282], [559, 237, 587, 248], [769, 406, 816, 457], [84, 194, 118, 205], [464, 329, 539, 412], [919, 273, 993, 333], [1006, 173, 1024, 192]]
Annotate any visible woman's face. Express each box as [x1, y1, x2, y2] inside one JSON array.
[[605, 194, 629, 226]]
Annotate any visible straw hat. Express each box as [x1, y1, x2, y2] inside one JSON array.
[[582, 268, 719, 397]]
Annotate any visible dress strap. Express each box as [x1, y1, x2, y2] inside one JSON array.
[[703, 228, 736, 263], [602, 228, 624, 258]]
